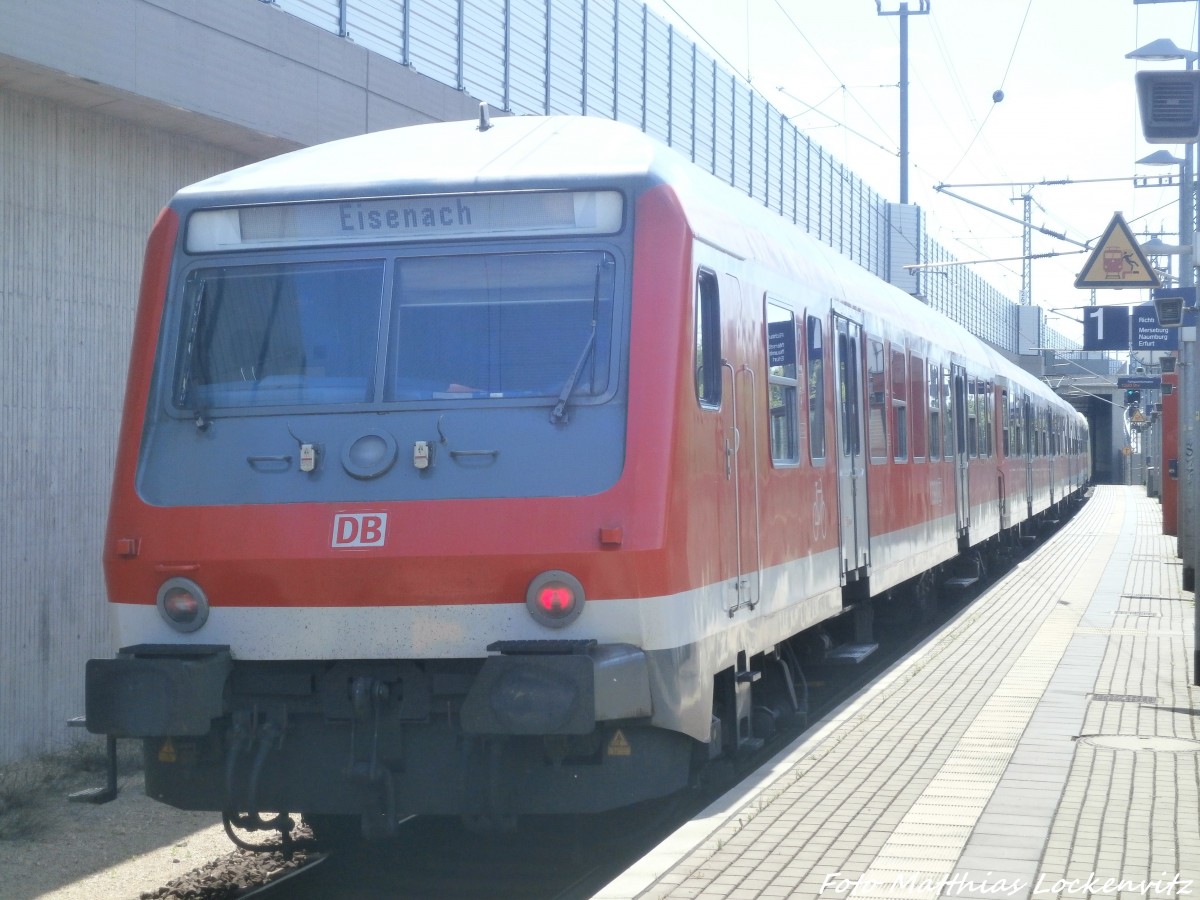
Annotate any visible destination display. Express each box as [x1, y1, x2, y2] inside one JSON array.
[[185, 190, 623, 252], [1117, 375, 1163, 390]]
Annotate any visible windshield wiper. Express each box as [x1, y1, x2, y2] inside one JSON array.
[[177, 278, 207, 410], [176, 278, 216, 430], [549, 263, 603, 424]]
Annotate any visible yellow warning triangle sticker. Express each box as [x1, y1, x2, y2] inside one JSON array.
[[1075, 212, 1161, 289], [607, 729, 632, 757]]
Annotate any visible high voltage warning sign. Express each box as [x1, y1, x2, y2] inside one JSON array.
[[1075, 212, 1160, 289]]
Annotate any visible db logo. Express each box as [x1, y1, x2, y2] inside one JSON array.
[[332, 513, 388, 548]]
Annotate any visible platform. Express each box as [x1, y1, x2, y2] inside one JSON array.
[[596, 485, 1200, 900]]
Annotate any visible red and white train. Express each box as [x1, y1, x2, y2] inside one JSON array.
[[85, 113, 1089, 840]]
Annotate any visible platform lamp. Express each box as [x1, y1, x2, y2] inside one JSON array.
[[1128, 25, 1200, 685], [1136, 151, 1188, 286], [1140, 233, 1186, 290]]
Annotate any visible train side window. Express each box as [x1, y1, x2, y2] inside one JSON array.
[[977, 380, 985, 457], [909, 354, 926, 461], [1017, 393, 1027, 453], [891, 347, 908, 462], [928, 362, 941, 459], [807, 315, 827, 463], [838, 330, 861, 458], [766, 302, 800, 465], [1024, 398, 1034, 457], [981, 381, 993, 458], [867, 339, 888, 463], [1001, 389, 1010, 457], [974, 381, 983, 458], [695, 269, 722, 409], [1029, 402, 1035, 457], [942, 367, 954, 459], [966, 377, 979, 458]]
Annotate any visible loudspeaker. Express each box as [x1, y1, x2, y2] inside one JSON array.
[[1153, 291, 1187, 326], [1136, 70, 1200, 143]]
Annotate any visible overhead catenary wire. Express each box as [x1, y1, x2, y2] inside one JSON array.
[[646, 0, 1163, 315], [940, 0, 1035, 183]]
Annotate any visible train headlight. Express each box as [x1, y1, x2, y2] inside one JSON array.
[[156, 577, 210, 633], [525, 570, 585, 628]]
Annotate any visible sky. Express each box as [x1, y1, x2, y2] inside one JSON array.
[[642, 0, 1200, 343]]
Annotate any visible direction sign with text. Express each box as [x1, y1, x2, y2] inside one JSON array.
[[1133, 303, 1180, 350]]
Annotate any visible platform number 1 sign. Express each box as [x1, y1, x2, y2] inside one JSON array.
[[1082, 306, 1130, 352]]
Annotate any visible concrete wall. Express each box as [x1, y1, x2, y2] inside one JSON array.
[[0, 0, 480, 763], [0, 0, 482, 153], [0, 91, 253, 761]]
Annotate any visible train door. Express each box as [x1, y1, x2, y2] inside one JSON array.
[[1048, 415, 1058, 505], [1023, 397, 1034, 516], [952, 364, 970, 538], [998, 386, 1010, 530], [720, 274, 761, 615], [832, 312, 870, 581]]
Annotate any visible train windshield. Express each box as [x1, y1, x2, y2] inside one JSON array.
[[175, 260, 385, 409], [173, 250, 617, 411], [388, 251, 615, 401]]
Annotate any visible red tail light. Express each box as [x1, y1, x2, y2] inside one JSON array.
[[525, 571, 585, 628]]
